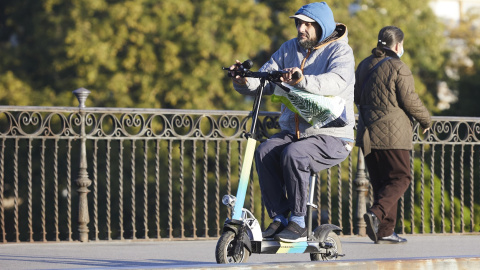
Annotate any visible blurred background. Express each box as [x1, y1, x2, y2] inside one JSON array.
[[1, 0, 479, 114]]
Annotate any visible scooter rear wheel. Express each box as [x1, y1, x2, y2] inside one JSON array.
[[215, 230, 250, 264], [310, 230, 342, 261]]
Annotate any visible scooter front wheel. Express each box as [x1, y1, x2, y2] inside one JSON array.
[[215, 230, 250, 264], [310, 230, 342, 261]]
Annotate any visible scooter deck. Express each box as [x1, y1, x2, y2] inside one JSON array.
[[251, 240, 325, 254]]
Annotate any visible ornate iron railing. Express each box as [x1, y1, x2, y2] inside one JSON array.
[[0, 88, 479, 243]]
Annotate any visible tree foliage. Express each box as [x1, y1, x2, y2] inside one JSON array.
[[0, 0, 456, 114], [1, 0, 272, 110], [442, 9, 480, 116]]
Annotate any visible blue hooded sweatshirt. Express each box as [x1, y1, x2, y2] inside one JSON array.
[[294, 2, 336, 43], [233, 2, 355, 140]]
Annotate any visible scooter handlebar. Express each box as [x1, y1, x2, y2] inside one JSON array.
[[223, 68, 302, 82]]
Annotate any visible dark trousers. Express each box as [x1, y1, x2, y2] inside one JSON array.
[[254, 131, 350, 218], [365, 149, 411, 238]]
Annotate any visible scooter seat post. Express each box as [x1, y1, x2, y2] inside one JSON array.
[[307, 172, 317, 239], [308, 172, 317, 206]]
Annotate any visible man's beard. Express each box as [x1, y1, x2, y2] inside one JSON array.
[[298, 35, 318, 50]]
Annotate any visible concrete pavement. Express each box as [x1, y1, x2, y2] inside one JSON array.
[[1, 234, 480, 269]]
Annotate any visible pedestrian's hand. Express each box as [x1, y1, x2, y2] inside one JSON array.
[[422, 127, 431, 134]]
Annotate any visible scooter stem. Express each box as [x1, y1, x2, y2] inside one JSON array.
[[232, 77, 266, 220], [248, 77, 266, 137], [232, 137, 257, 220]]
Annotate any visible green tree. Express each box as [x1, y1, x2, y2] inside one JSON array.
[[0, 0, 274, 110], [442, 9, 480, 116], [1, 0, 448, 113], [344, 0, 446, 114]]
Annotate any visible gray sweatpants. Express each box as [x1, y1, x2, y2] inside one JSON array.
[[254, 131, 351, 218]]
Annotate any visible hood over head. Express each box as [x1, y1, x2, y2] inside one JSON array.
[[290, 2, 336, 43]]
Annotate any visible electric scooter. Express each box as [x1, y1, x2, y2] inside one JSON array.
[[215, 61, 345, 264]]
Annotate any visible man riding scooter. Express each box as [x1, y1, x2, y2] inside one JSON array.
[[229, 1, 355, 242]]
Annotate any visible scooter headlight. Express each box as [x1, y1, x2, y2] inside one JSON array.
[[222, 195, 236, 208]]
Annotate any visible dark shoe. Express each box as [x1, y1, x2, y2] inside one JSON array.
[[274, 221, 307, 242], [363, 211, 379, 243], [377, 232, 407, 244], [262, 221, 285, 238]]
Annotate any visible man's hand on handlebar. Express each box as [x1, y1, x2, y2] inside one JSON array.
[[225, 59, 302, 84], [280, 67, 302, 85], [229, 60, 247, 85]]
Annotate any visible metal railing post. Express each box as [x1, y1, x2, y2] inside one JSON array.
[[72, 88, 92, 242], [354, 148, 369, 236]]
